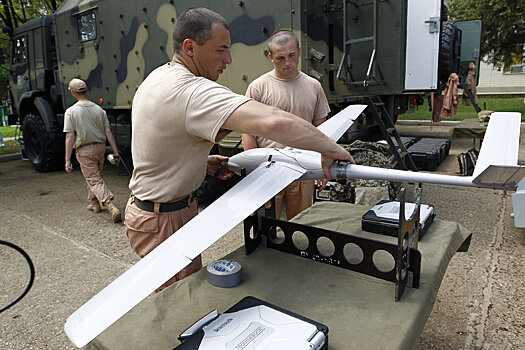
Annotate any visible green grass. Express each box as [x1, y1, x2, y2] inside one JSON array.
[[0, 140, 20, 155], [398, 97, 525, 121], [0, 126, 20, 155], [0, 97, 522, 156], [0, 125, 19, 138]]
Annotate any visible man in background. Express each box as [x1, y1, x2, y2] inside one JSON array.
[[242, 30, 330, 220], [64, 78, 122, 223]]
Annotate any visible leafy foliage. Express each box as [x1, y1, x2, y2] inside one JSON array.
[[448, 0, 525, 69], [0, 0, 63, 102]]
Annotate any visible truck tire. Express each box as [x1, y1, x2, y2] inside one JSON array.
[[438, 21, 459, 84], [22, 113, 63, 172]]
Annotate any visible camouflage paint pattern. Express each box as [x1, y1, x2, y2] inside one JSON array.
[[50, 0, 410, 110], [9, 0, 423, 151], [51, 0, 286, 109], [10, 0, 415, 114]]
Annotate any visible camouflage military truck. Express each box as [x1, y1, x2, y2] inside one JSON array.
[[6, 0, 481, 171]]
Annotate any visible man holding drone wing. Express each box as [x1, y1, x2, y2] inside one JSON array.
[[124, 7, 353, 291]]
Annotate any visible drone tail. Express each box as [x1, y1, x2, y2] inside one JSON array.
[[471, 112, 525, 189]]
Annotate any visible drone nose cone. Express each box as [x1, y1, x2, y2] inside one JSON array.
[[225, 158, 243, 175], [225, 148, 275, 175]]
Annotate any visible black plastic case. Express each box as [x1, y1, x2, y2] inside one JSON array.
[[407, 138, 451, 171], [361, 200, 435, 238]]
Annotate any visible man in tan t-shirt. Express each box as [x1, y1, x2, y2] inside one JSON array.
[[64, 78, 122, 223], [242, 30, 329, 220], [126, 8, 354, 290]]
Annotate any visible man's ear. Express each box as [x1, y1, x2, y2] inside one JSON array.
[[183, 39, 194, 57]]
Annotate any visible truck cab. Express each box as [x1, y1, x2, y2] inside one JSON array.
[[8, 15, 64, 171]]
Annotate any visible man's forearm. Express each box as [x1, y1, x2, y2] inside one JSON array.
[[223, 100, 353, 179], [241, 134, 258, 150], [105, 128, 119, 154], [225, 101, 338, 155], [313, 117, 326, 127], [65, 133, 75, 162]]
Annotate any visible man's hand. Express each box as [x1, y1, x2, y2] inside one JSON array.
[[320, 144, 354, 180], [207, 155, 234, 180], [113, 153, 121, 163], [65, 161, 73, 173], [316, 179, 328, 192]]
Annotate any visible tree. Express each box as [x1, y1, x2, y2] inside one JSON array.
[[0, 0, 62, 102], [448, 0, 525, 69]]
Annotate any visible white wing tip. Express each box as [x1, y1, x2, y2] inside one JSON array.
[[64, 319, 88, 348]]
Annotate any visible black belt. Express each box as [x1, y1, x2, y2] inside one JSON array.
[[78, 142, 104, 148], [134, 193, 195, 213]]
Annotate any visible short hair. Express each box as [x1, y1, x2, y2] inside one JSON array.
[[172, 7, 229, 52], [268, 30, 299, 54]]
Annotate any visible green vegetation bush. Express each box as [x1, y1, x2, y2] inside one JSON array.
[[0, 126, 18, 138]]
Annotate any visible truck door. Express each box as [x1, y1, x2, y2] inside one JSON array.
[[404, 0, 442, 91], [9, 35, 31, 108], [455, 20, 482, 86]]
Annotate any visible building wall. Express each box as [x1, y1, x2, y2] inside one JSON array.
[[477, 61, 525, 95]]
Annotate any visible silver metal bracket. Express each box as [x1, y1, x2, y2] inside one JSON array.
[[425, 16, 440, 33]]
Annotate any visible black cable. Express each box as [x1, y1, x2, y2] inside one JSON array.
[[0, 240, 35, 313], [227, 139, 243, 157]]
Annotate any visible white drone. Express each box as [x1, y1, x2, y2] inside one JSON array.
[[64, 104, 524, 348]]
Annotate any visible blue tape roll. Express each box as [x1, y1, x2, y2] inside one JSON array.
[[206, 259, 242, 288]]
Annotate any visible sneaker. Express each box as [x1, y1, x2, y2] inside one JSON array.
[[106, 202, 122, 223], [87, 199, 101, 213]]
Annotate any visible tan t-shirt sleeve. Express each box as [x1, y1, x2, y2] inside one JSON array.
[[245, 83, 261, 101], [185, 81, 251, 142], [103, 111, 110, 129], [63, 110, 75, 133], [313, 82, 330, 123]]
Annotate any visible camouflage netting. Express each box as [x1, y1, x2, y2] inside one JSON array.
[[329, 140, 394, 205]]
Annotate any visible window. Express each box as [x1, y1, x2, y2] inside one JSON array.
[[504, 44, 525, 74], [77, 12, 97, 42], [11, 37, 27, 64]]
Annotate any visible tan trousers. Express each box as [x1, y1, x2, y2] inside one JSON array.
[[274, 180, 315, 220], [75, 143, 113, 204], [124, 195, 202, 291]]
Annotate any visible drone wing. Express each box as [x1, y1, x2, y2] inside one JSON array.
[[316, 104, 367, 141], [65, 161, 306, 348]]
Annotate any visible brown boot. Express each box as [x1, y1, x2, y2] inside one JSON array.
[[87, 199, 101, 213], [106, 201, 122, 223]]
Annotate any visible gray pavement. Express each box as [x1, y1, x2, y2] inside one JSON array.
[[0, 124, 524, 349]]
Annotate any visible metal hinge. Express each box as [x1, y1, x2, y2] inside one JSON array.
[[425, 16, 440, 33]]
